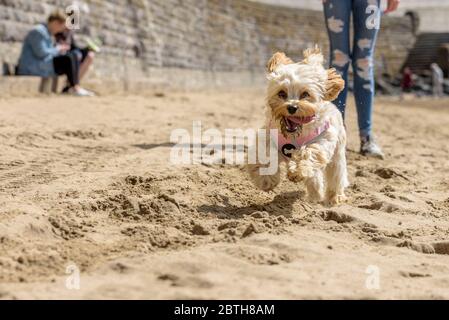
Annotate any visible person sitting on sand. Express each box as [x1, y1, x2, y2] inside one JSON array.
[[17, 9, 93, 96], [55, 27, 99, 93]]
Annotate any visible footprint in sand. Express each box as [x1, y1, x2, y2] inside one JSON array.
[[397, 240, 449, 255], [399, 271, 431, 278], [321, 210, 357, 224], [374, 168, 409, 180], [358, 201, 400, 213]]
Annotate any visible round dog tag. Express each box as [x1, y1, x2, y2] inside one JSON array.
[[281, 144, 296, 158]]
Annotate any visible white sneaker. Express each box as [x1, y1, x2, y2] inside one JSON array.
[[360, 135, 385, 159], [70, 87, 95, 97]]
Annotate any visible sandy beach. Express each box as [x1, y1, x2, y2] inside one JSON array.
[[0, 90, 448, 299]]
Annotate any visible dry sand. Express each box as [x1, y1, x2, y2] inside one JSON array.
[[0, 90, 448, 299]]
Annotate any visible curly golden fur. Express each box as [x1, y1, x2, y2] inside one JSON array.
[[247, 46, 349, 205]]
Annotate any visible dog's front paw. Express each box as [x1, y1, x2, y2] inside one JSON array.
[[288, 159, 315, 181], [292, 146, 328, 171], [325, 193, 348, 206], [287, 160, 315, 183], [287, 170, 303, 183], [287, 161, 303, 182]]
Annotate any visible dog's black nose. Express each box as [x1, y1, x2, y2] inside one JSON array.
[[287, 105, 297, 115]]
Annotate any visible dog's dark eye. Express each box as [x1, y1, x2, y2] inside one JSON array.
[[300, 91, 310, 99], [278, 90, 288, 100]]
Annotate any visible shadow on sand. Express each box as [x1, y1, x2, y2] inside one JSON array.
[[197, 191, 303, 219]]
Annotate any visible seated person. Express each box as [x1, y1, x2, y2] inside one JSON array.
[[55, 28, 98, 93], [17, 9, 93, 96]]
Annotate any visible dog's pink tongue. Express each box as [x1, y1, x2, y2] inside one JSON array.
[[287, 116, 314, 124]]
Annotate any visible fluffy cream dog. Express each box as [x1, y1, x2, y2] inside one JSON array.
[[247, 47, 349, 205]]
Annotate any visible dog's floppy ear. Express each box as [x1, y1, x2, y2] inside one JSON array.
[[324, 68, 345, 101], [267, 52, 294, 73]]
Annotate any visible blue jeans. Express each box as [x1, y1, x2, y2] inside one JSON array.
[[323, 0, 381, 137]]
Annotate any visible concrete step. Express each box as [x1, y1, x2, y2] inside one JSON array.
[[0, 75, 129, 96], [0, 68, 265, 96], [0, 76, 43, 96]]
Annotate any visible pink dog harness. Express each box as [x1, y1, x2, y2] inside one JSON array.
[[270, 120, 330, 160]]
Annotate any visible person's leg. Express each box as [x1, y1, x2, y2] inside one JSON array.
[[67, 51, 80, 86], [352, 0, 384, 158], [53, 55, 79, 88], [323, 0, 352, 118], [79, 50, 95, 80], [62, 49, 82, 92], [352, 0, 380, 138], [53, 54, 93, 96]]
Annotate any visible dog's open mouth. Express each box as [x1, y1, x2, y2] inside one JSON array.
[[283, 116, 315, 132]]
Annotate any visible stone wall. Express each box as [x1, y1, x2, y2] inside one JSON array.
[[252, 0, 449, 32], [0, 0, 416, 89]]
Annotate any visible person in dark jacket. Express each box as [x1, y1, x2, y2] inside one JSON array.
[[55, 28, 97, 93]]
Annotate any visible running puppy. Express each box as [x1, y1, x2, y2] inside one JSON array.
[[247, 47, 349, 205]]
